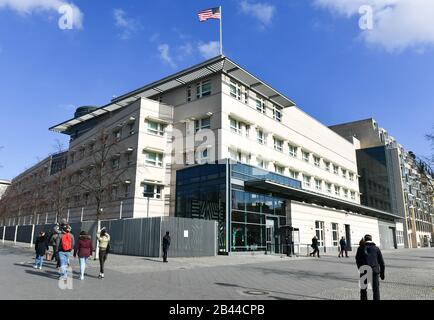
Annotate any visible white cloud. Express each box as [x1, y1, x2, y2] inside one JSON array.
[[239, 0, 275, 27], [0, 0, 83, 29], [113, 9, 140, 40], [314, 0, 434, 52], [198, 41, 220, 59], [158, 44, 176, 68]]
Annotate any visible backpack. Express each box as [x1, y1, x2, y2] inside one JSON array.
[[61, 233, 72, 251], [363, 245, 380, 273]]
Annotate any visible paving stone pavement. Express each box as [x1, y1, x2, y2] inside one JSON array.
[[0, 241, 433, 300]]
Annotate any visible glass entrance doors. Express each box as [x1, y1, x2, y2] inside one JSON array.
[[266, 218, 279, 253]]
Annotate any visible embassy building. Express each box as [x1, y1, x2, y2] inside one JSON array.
[[4, 56, 404, 254]]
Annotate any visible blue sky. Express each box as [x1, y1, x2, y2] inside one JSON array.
[[0, 0, 433, 180]]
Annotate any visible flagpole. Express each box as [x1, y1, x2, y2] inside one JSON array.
[[219, 6, 223, 55]]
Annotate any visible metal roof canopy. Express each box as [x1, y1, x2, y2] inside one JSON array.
[[245, 179, 403, 222], [49, 55, 296, 134]]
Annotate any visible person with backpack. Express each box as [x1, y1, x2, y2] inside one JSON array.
[[96, 228, 110, 279], [162, 231, 171, 263], [309, 235, 320, 258], [34, 232, 49, 270], [338, 236, 348, 258], [356, 234, 385, 300], [74, 231, 93, 280], [56, 224, 75, 281]]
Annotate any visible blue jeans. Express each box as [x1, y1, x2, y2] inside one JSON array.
[[79, 257, 88, 278], [58, 251, 71, 279], [35, 254, 44, 268]]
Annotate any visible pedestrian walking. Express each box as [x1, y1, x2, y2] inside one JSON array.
[[309, 235, 320, 258], [96, 227, 110, 279], [74, 231, 93, 280], [56, 224, 75, 281], [356, 234, 385, 300], [338, 236, 349, 258], [34, 232, 49, 270], [162, 231, 171, 263], [50, 224, 60, 265]]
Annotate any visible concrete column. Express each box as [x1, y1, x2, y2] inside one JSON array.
[[30, 224, 35, 248], [81, 207, 84, 222], [14, 225, 18, 244], [119, 201, 123, 220], [2, 226, 5, 243]]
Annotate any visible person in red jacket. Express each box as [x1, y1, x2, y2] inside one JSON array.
[[74, 231, 93, 280]]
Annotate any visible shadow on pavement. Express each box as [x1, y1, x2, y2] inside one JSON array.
[[143, 258, 164, 263]]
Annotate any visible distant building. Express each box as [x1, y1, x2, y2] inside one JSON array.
[[331, 118, 434, 248], [0, 180, 11, 199]]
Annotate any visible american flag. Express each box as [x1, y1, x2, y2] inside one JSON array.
[[198, 7, 221, 22]]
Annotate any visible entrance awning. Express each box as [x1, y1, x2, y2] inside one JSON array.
[[245, 179, 402, 221]]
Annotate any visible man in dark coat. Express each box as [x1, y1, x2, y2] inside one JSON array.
[[162, 231, 171, 263], [309, 235, 320, 258], [338, 236, 348, 258], [356, 234, 385, 300], [34, 232, 49, 270]]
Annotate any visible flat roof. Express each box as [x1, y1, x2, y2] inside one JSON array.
[[245, 179, 402, 222], [50, 55, 296, 134]]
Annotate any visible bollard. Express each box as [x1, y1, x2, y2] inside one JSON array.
[[30, 224, 35, 248]]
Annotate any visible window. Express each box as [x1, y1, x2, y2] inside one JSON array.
[[196, 80, 212, 99], [257, 129, 265, 144], [111, 157, 120, 170], [335, 186, 341, 196], [314, 156, 321, 167], [342, 169, 347, 179], [315, 179, 322, 191], [351, 191, 356, 200], [146, 120, 166, 136], [230, 118, 242, 134], [186, 85, 192, 102], [124, 184, 131, 198], [275, 164, 284, 175], [349, 172, 355, 181], [303, 151, 310, 162], [256, 98, 266, 113], [257, 159, 266, 169], [127, 152, 133, 166], [343, 189, 349, 198], [274, 137, 283, 152], [315, 221, 325, 247], [303, 175, 311, 188], [143, 184, 162, 199], [113, 130, 121, 142], [273, 106, 282, 122], [288, 145, 297, 158], [229, 79, 242, 100], [144, 150, 163, 167], [229, 149, 242, 162], [195, 117, 211, 132], [333, 164, 339, 175], [326, 183, 332, 193], [324, 161, 330, 171], [289, 170, 298, 179], [128, 122, 135, 135], [331, 223, 339, 247]]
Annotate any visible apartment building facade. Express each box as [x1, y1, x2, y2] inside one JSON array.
[[0, 180, 10, 199], [330, 118, 434, 248], [1, 56, 403, 254]]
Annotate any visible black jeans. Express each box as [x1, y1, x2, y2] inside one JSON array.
[[310, 246, 320, 257], [360, 272, 380, 300], [99, 250, 108, 273], [163, 249, 168, 262], [339, 246, 348, 257]]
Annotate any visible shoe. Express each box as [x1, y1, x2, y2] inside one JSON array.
[[101, 273, 104, 278], [33, 265, 38, 269], [39, 266, 42, 270], [80, 275, 84, 280]]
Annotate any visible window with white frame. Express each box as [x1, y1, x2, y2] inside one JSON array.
[[144, 150, 163, 167], [126, 152, 133, 167], [324, 161, 331, 172], [229, 79, 242, 100], [349, 172, 355, 181], [111, 157, 120, 170], [351, 191, 356, 200], [257, 129, 265, 144], [186, 85, 192, 102], [195, 117, 211, 132], [303, 151, 310, 162], [273, 106, 282, 122], [230, 118, 242, 134], [274, 137, 283, 152], [146, 120, 166, 136], [333, 164, 339, 175], [326, 183, 332, 193], [303, 175, 311, 188], [128, 122, 135, 135], [143, 184, 162, 199], [314, 156, 321, 167], [343, 189, 349, 198], [113, 130, 121, 141], [289, 170, 298, 180], [315, 221, 325, 247], [256, 98, 266, 113], [123, 184, 131, 198], [229, 149, 242, 162], [331, 223, 339, 247], [342, 169, 347, 179], [257, 159, 267, 169], [196, 80, 212, 99], [315, 179, 322, 191], [288, 144, 297, 157], [275, 164, 284, 175], [335, 185, 341, 196]]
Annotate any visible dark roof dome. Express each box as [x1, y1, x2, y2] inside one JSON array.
[[74, 106, 99, 118]]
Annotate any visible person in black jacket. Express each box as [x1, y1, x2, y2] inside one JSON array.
[[355, 234, 385, 300], [309, 235, 320, 258], [338, 236, 348, 258], [162, 231, 171, 263], [34, 232, 49, 270]]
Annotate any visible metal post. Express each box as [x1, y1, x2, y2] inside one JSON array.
[[120, 201, 123, 220], [36, 214, 40, 225], [81, 207, 84, 222], [14, 225, 18, 244], [219, 6, 223, 55], [45, 213, 48, 224], [2, 226, 5, 243], [147, 197, 150, 218], [30, 224, 35, 248]]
